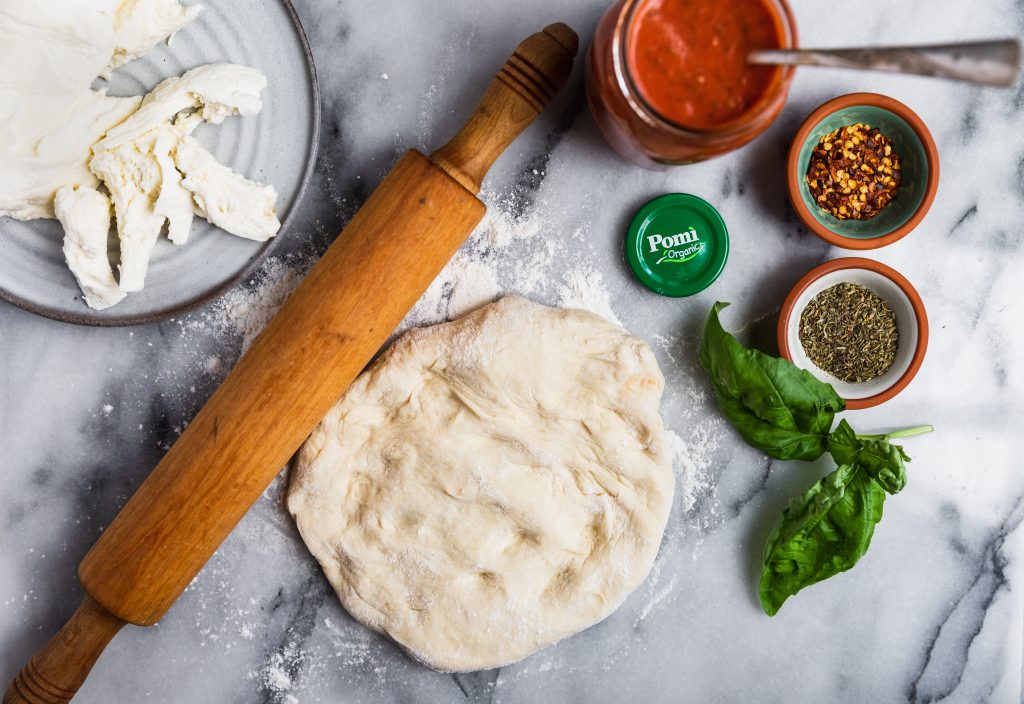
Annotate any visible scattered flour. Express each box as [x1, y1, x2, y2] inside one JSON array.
[[194, 190, 624, 350], [441, 257, 502, 320], [252, 641, 303, 697], [556, 265, 622, 326], [266, 663, 291, 692], [208, 255, 313, 353], [666, 428, 709, 514], [401, 188, 625, 333], [401, 194, 545, 329], [479, 195, 542, 248], [636, 574, 678, 623]]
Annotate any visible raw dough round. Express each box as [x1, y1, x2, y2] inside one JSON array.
[[287, 296, 674, 671]]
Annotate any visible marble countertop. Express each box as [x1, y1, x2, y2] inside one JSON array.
[[3, 0, 1023, 702]]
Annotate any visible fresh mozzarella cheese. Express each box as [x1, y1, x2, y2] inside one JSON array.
[[90, 65, 276, 285], [175, 136, 281, 242], [90, 133, 169, 292], [0, 0, 200, 220], [105, 0, 202, 77], [153, 129, 197, 245], [0, 91, 140, 220], [1, 0, 281, 311], [94, 63, 267, 151], [53, 186, 126, 310]]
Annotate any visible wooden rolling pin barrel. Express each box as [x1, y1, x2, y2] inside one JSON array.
[[4, 22, 578, 704]]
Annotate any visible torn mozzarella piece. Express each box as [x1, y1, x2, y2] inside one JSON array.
[[153, 129, 196, 244], [89, 62, 276, 268], [175, 136, 280, 241], [90, 133, 168, 292], [54, 186, 125, 310], [0, 90, 140, 220], [95, 63, 267, 151], [105, 0, 203, 77], [90, 116, 197, 286]]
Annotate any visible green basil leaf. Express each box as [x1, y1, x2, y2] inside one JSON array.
[[759, 462, 886, 616], [827, 419, 908, 494], [825, 418, 860, 465], [699, 302, 846, 461]]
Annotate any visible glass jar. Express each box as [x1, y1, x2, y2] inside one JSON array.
[[585, 0, 798, 168]]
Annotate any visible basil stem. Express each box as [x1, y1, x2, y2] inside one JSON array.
[[856, 425, 934, 442]]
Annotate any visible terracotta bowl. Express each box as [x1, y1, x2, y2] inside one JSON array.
[[778, 257, 928, 410], [786, 93, 939, 250]]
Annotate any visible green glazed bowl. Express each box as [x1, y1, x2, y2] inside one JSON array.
[[786, 93, 939, 250]]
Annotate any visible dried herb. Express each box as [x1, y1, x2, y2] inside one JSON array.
[[806, 123, 901, 220], [799, 282, 898, 383]]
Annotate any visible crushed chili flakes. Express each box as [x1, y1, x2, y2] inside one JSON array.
[[806, 123, 901, 221]]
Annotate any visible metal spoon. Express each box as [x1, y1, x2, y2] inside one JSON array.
[[749, 39, 1020, 87]]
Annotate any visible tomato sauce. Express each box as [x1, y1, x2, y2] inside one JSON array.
[[627, 0, 786, 130]]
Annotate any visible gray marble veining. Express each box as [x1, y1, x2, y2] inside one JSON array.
[[3, 0, 1024, 702]]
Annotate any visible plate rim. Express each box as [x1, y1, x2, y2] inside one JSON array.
[[0, 0, 322, 327]]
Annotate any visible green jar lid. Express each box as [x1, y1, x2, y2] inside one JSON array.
[[625, 193, 729, 297]]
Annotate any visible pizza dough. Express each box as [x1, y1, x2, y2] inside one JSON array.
[[287, 296, 674, 671]]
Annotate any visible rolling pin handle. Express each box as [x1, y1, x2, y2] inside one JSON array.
[[4, 597, 124, 704], [431, 22, 579, 194]]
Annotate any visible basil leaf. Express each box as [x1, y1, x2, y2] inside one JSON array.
[[759, 462, 886, 616], [700, 302, 846, 461], [826, 419, 860, 465], [828, 419, 908, 494]]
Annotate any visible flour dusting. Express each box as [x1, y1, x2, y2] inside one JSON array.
[[401, 191, 552, 330], [445, 257, 502, 319], [479, 194, 542, 248], [209, 255, 314, 352], [402, 188, 625, 333], [556, 265, 622, 326], [190, 190, 626, 346], [251, 641, 303, 697]]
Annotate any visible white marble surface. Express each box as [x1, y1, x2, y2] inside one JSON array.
[[3, 1, 1024, 702]]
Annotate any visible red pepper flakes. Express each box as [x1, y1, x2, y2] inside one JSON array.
[[806, 123, 901, 221]]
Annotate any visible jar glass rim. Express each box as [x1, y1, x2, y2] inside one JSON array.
[[613, 0, 799, 138]]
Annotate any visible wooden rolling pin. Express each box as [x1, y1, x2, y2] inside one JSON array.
[[4, 22, 578, 704]]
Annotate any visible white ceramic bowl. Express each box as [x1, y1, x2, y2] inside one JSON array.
[[778, 258, 928, 410]]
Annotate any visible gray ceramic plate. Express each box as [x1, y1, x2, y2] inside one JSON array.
[[0, 0, 319, 326]]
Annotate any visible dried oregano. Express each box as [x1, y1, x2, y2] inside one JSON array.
[[799, 282, 899, 383]]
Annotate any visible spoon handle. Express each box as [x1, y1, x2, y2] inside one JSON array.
[[749, 40, 1020, 86]]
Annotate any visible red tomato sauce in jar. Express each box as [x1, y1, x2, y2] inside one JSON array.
[[627, 0, 786, 130]]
